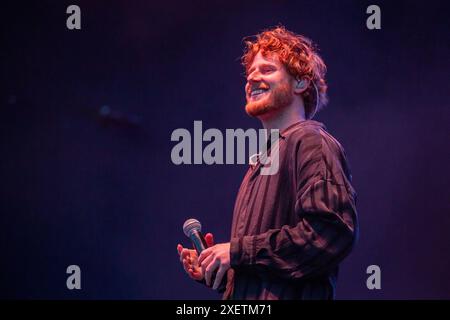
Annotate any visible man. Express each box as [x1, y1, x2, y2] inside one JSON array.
[[177, 26, 358, 300]]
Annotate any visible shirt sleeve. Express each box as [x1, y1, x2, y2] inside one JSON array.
[[229, 130, 359, 280]]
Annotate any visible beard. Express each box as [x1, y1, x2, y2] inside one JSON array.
[[245, 81, 294, 118]]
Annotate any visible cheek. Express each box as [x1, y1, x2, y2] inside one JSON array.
[[266, 73, 286, 86], [276, 76, 293, 89]]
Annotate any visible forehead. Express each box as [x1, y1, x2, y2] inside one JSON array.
[[248, 51, 282, 71]]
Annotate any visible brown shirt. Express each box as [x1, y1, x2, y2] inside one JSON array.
[[224, 120, 358, 300]]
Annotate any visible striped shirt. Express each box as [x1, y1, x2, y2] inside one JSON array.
[[222, 120, 358, 300]]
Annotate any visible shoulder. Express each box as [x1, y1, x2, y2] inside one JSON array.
[[284, 120, 335, 152], [284, 120, 352, 182]]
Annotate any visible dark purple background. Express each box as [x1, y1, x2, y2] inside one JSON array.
[[1, 0, 449, 299]]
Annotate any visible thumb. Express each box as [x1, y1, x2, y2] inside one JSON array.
[[204, 233, 214, 247]]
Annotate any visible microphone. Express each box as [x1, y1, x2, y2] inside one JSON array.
[[183, 218, 208, 254]]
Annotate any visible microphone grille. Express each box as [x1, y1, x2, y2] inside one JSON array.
[[183, 218, 201, 237]]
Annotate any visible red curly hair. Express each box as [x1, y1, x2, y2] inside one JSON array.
[[242, 26, 328, 119]]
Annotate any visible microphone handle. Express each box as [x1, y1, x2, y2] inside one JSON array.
[[190, 230, 208, 254]]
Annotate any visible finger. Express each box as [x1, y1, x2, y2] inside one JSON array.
[[177, 244, 183, 255], [204, 233, 214, 247], [200, 253, 214, 275], [180, 249, 186, 263], [180, 248, 191, 263], [182, 259, 191, 273], [185, 261, 202, 280], [181, 248, 190, 257], [213, 265, 227, 290], [188, 268, 203, 281], [198, 247, 212, 265], [205, 259, 220, 287]]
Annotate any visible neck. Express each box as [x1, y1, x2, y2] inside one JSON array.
[[259, 102, 306, 132]]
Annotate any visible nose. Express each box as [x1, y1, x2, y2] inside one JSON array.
[[246, 70, 262, 86]]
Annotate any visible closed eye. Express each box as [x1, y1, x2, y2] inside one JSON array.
[[261, 66, 276, 74], [246, 63, 277, 79]]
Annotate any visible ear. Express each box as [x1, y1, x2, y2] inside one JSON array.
[[294, 78, 310, 94]]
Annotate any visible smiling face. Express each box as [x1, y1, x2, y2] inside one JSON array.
[[245, 51, 295, 118]]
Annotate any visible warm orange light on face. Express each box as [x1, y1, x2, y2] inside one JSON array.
[[242, 26, 328, 119], [244, 52, 295, 118]]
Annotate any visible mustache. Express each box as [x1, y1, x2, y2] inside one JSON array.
[[247, 82, 270, 95]]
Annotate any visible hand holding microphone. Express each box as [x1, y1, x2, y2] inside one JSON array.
[[177, 218, 231, 290], [177, 219, 214, 281]]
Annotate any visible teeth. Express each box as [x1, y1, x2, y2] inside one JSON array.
[[251, 89, 267, 96]]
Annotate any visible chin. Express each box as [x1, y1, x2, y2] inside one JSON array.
[[245, 95, 268, 115], [245, 98, 277, 118]]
